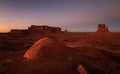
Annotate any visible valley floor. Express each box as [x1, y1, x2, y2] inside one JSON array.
[[0, 32, 120, 74]]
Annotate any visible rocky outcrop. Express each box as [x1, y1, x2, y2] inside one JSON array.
[[96, 24, 109, 33], [23, 37, 72, 60], [88, 24, 111, 37], [9, 29, 28, 36], [64, 29, 69, 33], [28, 25, 62, 34], [9, 25, 62, 35], [77, 64, 88, 74]]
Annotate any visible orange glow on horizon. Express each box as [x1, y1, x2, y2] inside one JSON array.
[[0, 28, 10, 32], [0, 26, 11, 32], [0, 24, 27, 32]]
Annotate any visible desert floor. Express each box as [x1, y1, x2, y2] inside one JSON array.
[[0, 32, 120, 74]]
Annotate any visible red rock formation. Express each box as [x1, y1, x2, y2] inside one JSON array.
[[88, 24, 111, 37], [9, 29, 28, 36], [9, 25, 62, 35], [77, 64, 88, 74], [96, 24, 109, 33], [28, 25, 62, 34], [64, 29, 69, 33], [23, 37, 72, 60]]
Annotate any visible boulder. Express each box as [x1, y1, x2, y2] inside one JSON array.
[[77, 64, 88, 74]]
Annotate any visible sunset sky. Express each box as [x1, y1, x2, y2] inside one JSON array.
[[0, 0, 120, 32]]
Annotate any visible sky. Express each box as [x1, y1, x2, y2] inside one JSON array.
[[0, 0, 120, 32]]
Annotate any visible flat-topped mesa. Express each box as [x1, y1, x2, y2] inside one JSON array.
[[9, 25, 62, 35], [28, 25, 62, 34], [96, 24, 109, 33]]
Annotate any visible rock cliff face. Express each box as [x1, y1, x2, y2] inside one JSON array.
[[88, 24, 111, 37], [9, 25, 62, 35], [28, 25, 61, 34], [96, 24, 109, 33]]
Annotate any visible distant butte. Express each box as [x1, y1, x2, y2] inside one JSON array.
[[87, 24, 112, 37], [9, 25, 62, 35], [8, 24, 111, 36], [96, 24, 109, 33], [28, 25, 62, 34]]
